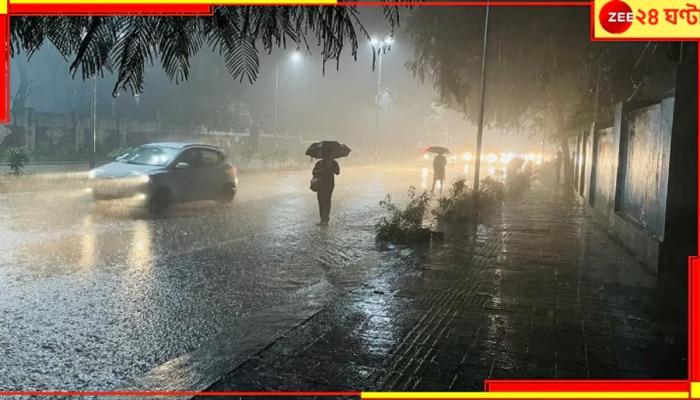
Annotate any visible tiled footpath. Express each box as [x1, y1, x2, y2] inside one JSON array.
[[197, 181, 688, 399]]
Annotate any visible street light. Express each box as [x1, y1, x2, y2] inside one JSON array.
[[81, 30, 98, 169], [90, 76, 96, 169], [472, 2, 490, 197], [274, 51, 303, 146], [370, 36, 393, 164]]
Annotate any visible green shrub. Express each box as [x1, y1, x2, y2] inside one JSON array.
[[375, 186, 432, 244], [4, 146, 30, 174], [432, 175, 504, 222]]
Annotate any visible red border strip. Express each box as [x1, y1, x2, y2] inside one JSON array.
[[690, 257, 700, 381], [0, 14, 8, 124], [10, 3, 214, 14], [8, 0, 590, 14], [0, 391, 362, 396], [483, 380, 690, 392]]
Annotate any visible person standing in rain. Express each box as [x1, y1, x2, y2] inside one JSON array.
[[312, 156, 340, 226], [431, 153, 447, 193], [554, 148, 563, 184]]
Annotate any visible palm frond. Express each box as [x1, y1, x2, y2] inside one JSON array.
[[10, 3, 411, 95], [110, 17, 158, 95], [155, 17, 205, 84], [69, 16, 117, 79]]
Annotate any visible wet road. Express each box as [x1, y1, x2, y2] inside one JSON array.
[[0, 162, 470, 392]]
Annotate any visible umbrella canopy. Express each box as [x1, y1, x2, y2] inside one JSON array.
[[305, 141, 351, 159], [426, 146, 450, 155]]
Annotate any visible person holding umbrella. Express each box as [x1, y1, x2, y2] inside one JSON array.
[[426, 146, 449, 193], [306, 141, 351, 226]]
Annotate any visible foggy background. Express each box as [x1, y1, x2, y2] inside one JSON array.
[[9, 8, 548, 162]]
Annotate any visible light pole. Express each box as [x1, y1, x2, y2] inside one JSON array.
[[274, 51, 303, 147], [371, 36, 393, 164], [472, 1, 490, 196], [80, 29, 99, 169], [90, 76, 97, 169]]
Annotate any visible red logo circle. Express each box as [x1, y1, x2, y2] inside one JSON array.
[[599, 0, 634, 34]]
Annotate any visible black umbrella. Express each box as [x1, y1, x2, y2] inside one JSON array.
[[426, 146, 450, 155], [305, 141, 352, 159]]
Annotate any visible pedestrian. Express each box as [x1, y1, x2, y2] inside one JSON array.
[[432, 153, 447, 193], [554, 148, 563, 184], [311, 156, 340, 226]]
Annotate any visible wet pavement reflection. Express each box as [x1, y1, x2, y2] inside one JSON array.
[[0, 163, 447, 392], [198, 176, 686, 396]]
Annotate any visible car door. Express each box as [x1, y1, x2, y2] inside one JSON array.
[[171, 148, 202, 202], [196, 148, 227, 200]]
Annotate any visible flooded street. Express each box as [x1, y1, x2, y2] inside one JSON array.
[[0, 162, 467, 392]]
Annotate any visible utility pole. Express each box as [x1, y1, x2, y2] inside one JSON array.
[[90, 77, 96, 169], [373, 48, 383, 164], [472, 1, 490, 196], [274, 66, 279, 148], [371, 37, 393, 164], [272, 52, 303, 150]]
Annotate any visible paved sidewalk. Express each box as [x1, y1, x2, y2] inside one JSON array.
[[197, 181, 687, 398]]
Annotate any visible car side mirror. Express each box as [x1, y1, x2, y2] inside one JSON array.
[[175, 162, 190, 169]]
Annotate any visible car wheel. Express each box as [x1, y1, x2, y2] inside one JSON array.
[[149, 187, 172, 214], [218, 183, 236, 204]]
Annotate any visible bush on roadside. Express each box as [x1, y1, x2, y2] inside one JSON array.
[[432, 175, 504, 222], [375, 186, 432, 244], [3, 146, 30, 174]]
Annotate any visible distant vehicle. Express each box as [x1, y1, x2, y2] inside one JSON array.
[[87, 142, 238, 213]]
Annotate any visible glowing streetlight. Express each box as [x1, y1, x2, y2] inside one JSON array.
[[80, 30, 98, 169], [274, 51, 304, 145], [370, 36, 393, 163], [473, 1, 491, 196]]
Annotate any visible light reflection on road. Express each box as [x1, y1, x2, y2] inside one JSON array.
[[0, 163, 434, 392], [128, 220, 153, 273], [79, 215, 98, 272]]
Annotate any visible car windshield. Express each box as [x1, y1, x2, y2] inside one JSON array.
[[117, 146, 179, 166]]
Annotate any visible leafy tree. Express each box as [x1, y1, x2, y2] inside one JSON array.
[[405, 6, 676, 185], [10, 7, 405, 96]]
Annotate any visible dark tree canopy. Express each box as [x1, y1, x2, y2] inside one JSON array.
[[10, 5, 405, 96], [405, 6, 676, 135]]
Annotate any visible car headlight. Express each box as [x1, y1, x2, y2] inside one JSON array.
[[88, 170, 96, 179], [137, 175, 150, 184]]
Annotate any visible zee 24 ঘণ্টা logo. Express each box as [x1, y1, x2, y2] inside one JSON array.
[[598, 0, 700, 34]]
